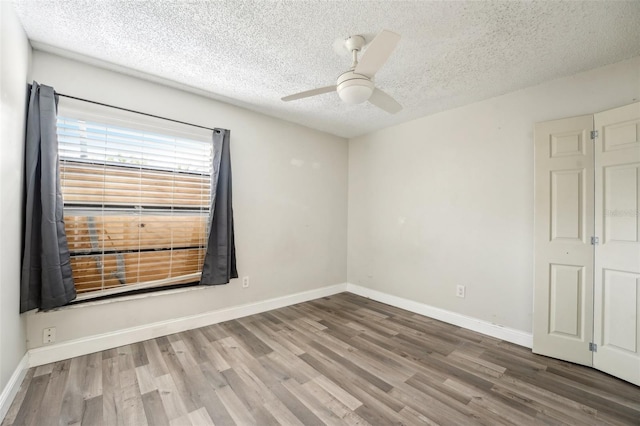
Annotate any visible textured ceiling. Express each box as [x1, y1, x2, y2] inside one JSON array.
[[13, 0, 640, 138]]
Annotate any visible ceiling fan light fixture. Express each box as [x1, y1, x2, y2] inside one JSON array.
[[337, 71, 374, 105], [282, 30, 402, 113]]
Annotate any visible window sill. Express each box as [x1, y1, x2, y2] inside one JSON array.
[[31, 285, 211, 314]]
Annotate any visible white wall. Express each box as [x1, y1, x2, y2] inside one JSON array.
[[0, 2, 31, 394], [348, 56, 640, 333], [26, 51, 348, 350], [13, 45, 640, 356]]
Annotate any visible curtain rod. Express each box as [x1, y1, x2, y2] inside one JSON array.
[[55, 93, 217, 132]]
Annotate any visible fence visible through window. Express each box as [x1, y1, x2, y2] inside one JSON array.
[[56, 101, 214, 300]]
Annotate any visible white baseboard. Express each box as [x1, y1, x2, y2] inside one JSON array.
[[27, 281, 532, 368], [28, 283, 348, 367], [346, 283, 533, 348], [0, 354, 28, 423]]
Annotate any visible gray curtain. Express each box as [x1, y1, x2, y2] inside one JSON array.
[[20, 82, 76, 312], [200, 129, 238, 285]]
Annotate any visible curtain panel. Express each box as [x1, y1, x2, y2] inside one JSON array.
[[200, 129, 238, 285], [20, 82, 76, 312]]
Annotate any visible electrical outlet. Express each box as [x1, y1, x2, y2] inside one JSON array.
[[456, 285, 466, 298], [43, 327, 56, 344], [242, 276, 249, 288]]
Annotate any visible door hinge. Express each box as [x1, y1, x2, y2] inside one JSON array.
[[589, 342, 598, 352], [590, 236, 599, 245], [590, 130, 598, 140]]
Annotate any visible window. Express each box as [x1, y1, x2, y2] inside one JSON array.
[[56, 98, 214, 300]]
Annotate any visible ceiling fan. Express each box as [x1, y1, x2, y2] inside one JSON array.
[[281, 30, 402, 114]]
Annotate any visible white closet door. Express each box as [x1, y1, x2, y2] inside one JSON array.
[[533, 115, 594, 366], [593, 102, 640, 385]]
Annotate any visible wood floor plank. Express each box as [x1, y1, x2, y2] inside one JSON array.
[[59, 355, 89, 425], [263, 398, 305, 426], [344, 319, 396, 339], [420, 351, 497, 391], [121, 382, 148, 426], [220, 368, 279, 425], [311, 375, 363, 411], [81, 395, 103, 426], [301, 378, 369, 424], [198, 360, 229, 390], [448, 349, 507, 377], [168, 414, 192, 426], [406, 371, 472, 407], [350, 333, 446, 380], [35, 359, 71, 426], [200, 323, 229, 342], [176, 329, 211, 366], [135, 364, 157, 395], [307, 340, 394, 393], [142, 339, 169, 378], [155, 335, 200, 413], [398, 405, 438, 426], [154, 373, 189, 422], [82, 352, 103, 400], [388, 383, 482, 425], [264, 379, 324, 426], [131, 341, 150, 368], [349, 333, 419, 376], [497, 374, 597, 416], [4, 293, 640, 426], [207, 340, 232, 372], [353, 402, 405, 426], [251, 319, 306, 356], [101, 347, 118, 360], [546, 364, 640, 408], [141, 390, 170, 426], [505, 363, 640, 424], [32, 364, 54, 378], [187, 407, 215, 426], [444, 378, 537, 425], [404, 378, 510, 426], [101, 356, 124, 426], [260, 350, 317, 385], [281, 378, 348, 426], [10, 373, 49, 426], [219, 320, 273, 358], [299, 351, 405, 413], [116, 346, 137, 390], [215, 382, 257, 424], [169, 339, 236, 425], [489, 381, 607, 425], [1, 367, 35, 426]]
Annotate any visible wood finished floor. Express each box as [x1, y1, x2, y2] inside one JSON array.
[[3, 293, 640, 426]]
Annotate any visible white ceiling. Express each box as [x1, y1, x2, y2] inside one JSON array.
[[13, 1, 640, 138]]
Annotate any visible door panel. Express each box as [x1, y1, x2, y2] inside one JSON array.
[[604, 165, 639, 243], [602, 269, 638, 353], [533, 115, 594, 365], [594, 102, 640, 385], [551, 170, 585, 241], [549, 264, 584, 338]]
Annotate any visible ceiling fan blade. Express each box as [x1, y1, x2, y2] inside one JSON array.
[[281, 85, 337, 102], [354, 29, 401, 78], [369, 88, 402, 114]]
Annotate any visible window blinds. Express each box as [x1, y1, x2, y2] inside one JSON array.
[[56, 98, 214, 300]]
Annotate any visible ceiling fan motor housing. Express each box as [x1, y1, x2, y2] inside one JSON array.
[[337, 71, 374, 104]]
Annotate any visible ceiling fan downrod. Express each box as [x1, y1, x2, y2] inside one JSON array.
[[344, 35, 366, 70]]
